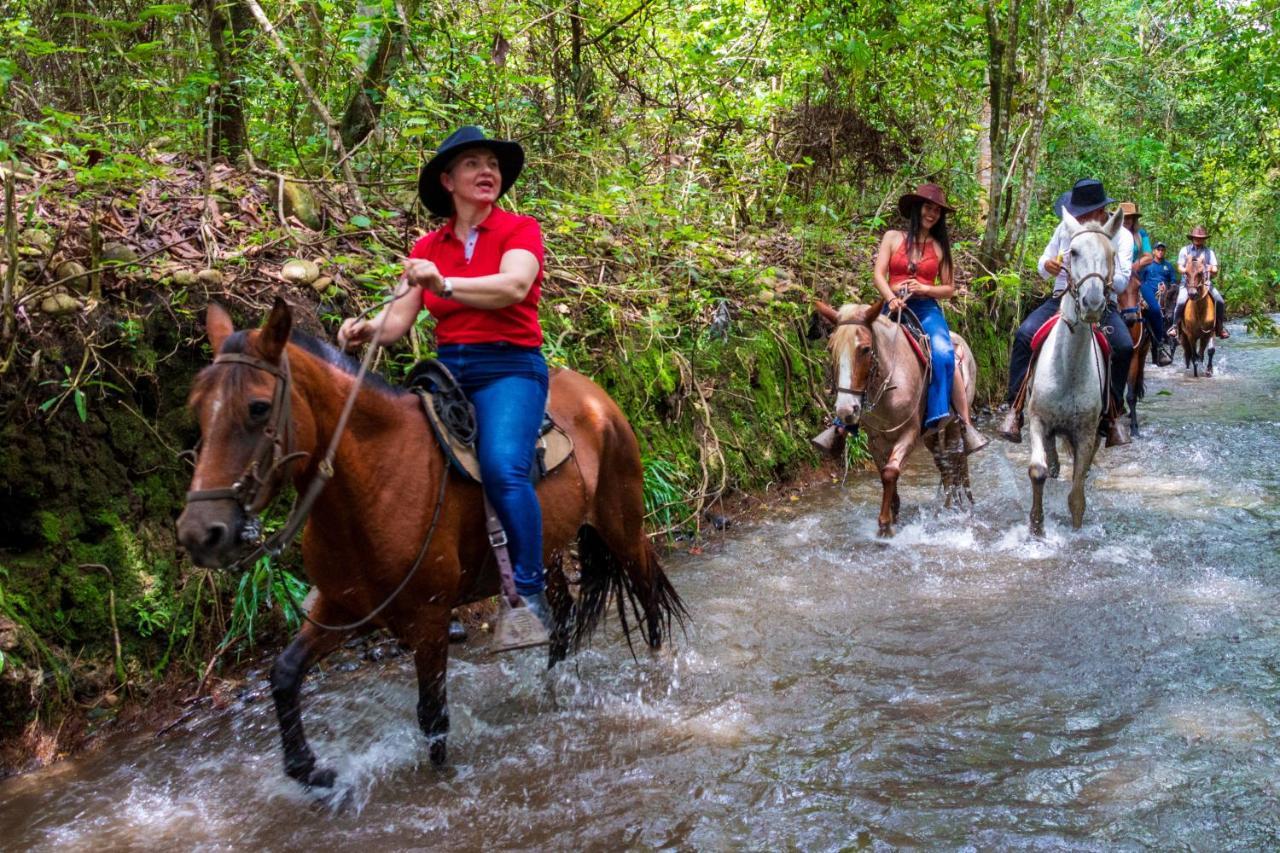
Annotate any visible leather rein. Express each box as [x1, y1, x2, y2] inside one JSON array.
[[1059, 224, 1115, 333], [183, 291, 449, 633]]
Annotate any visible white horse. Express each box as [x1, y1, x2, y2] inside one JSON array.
[[1026, 209, 1122, 535]]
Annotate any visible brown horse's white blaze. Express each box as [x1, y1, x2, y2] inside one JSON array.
[[177, 300, 686, 789]]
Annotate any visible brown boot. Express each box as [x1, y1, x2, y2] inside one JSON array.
[[997, 407, 1023, 443], [1216, 315, 1230, 338]]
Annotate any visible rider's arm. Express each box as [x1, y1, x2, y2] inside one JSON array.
[[872, 230, 904, 305], [1112, 228, 1134, 296], [1207, 249, 1219, 276], [354, 276, 424, 346], [1177, 246, 1189, 274], [440, 249, 540, 310], [1038, 223, 1065, 280]]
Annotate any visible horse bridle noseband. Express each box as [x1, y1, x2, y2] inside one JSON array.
[[185, 351, 307, 526], [1060, 224, 1116, 332]]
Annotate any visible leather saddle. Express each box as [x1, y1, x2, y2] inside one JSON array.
[[405, 360, 574, 484]]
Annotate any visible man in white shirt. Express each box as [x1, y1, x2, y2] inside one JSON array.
[[998, 178, 1135, 447], [1173, 225, 1229, 339]]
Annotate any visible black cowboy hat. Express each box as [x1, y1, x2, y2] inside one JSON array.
[[897, 183, 955, 218], [417, 126, 525, 218], [1052, 178, 1116, 219]]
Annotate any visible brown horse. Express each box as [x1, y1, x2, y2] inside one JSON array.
[[1119, 277, 1150, 437], [1180, 256, 1217, 376], [816, 299, 977, 536], [176, 300, 685, 788]]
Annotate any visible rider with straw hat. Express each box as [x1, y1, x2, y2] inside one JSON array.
[[1173, 225, 1229, 339]]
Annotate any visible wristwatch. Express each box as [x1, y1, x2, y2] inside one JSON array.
[[441, 277, 453, 299]]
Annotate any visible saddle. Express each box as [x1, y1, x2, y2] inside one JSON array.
[[1030, 314, 1111, 360], [405, 360, 575, 484], [892, 309, 932, 371]]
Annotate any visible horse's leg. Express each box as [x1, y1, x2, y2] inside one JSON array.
[[878, 464, 900, 537], [1045, 436, 1060, 480], [270, 599, 356, 788], [1028, 419, 1048, 537], [1126, 348, 1141, 438], [1206, 338, 1215, 376], [1068, 431, 1100, 529], [410, 606, 452, 766]]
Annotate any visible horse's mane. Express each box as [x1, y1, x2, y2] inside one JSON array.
[[196, 329, 407, 398]]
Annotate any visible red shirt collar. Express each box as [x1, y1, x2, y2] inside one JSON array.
[[440, 205, 511, 240]]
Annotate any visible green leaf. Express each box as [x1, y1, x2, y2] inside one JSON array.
[[74, 390, 87, 422], [349, 214, 372, 229]]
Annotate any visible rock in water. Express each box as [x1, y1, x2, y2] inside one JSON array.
[[281, 258, 320, 285], [280, 180, 323, 230], [55, 260, 89, 294]]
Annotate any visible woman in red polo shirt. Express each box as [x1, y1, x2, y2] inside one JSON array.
[[339, 126, 552, 635]]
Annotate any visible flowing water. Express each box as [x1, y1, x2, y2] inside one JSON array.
[[3, 322, 1279, 850]]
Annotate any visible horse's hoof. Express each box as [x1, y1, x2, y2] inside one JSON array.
[[448, 619, 468, 643], [306, 766, 337, 788], [877, 525, 894, 538], [429, 737, 447, 767]]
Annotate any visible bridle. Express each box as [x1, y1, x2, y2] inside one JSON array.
[[1060, 223, 1115, 333], [184, 351, 307, 525]]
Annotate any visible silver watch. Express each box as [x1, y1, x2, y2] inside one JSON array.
[[441, 277, 453, 299]]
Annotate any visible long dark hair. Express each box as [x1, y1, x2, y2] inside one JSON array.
[[904, 202, 953, 280]]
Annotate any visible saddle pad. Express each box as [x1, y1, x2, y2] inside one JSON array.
[[903, 330, 929, 369], [415, 389, 574, 485], [1030, 314, 1111, 360]]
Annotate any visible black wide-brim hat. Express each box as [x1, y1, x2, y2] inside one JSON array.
[[1052, 178, 1115, 219], [417, 126, 524, 218]]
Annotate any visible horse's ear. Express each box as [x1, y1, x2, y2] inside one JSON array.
[[258, 296, 293, 362], [1062, 208, 1081, 235], [1102, 207, 1124, 240], [206, 303, 234, 354], [814, 300, 840, 325], [863, 298, 886, 324]]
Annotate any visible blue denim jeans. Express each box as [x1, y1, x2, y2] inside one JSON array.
[[1139, 279, 1166, 340], [885, 298, 955, 428], [436, 343, 549, 597]]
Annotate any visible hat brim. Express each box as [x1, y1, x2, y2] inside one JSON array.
[[1062, 197, 1115, 217], [417, 139, 525, 218], [897, 194, 955, 218], [1187, 232, 1208, 239]]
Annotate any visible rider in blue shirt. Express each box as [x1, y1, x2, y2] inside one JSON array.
[[1140, 242, 1176, 364]]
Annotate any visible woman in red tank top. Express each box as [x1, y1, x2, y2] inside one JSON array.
[[872, 183, 986, 452]]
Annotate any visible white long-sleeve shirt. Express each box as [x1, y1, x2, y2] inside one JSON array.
[[1038, 220, 1134, 298]]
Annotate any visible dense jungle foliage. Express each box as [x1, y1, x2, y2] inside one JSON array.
[[1, 0, 1277, 765]]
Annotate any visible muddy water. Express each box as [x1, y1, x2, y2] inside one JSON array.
[[3, 322, 1279, 850]]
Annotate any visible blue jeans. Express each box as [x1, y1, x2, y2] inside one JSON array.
[[436, 344, 549, 597], [887, 298, 955, 428], [1139, 280, 1166, 340]]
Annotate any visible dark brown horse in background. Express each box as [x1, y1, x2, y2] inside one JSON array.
[[176, 300, 684, 788], [1119, 273, 1151, 437]]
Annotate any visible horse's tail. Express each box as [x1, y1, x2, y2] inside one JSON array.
[[572, 524, 688, 655]]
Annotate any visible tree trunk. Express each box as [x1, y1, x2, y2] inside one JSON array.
[[205, 0, 250, 160], [978, 0, 1023, 271], [339, 0, 421, 151], [999, 0, 1055, 260]]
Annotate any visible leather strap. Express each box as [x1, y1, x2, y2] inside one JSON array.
[[483, 493, 520, 607]]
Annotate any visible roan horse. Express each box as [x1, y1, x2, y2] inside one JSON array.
[[816, 299, 977, 536], [176, 300, 685, 788], [1024, 209, 1120, 536], [1179, 255, 1216, 376]]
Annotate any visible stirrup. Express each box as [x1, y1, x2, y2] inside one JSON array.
[[490, 598, 549, 653], [996, 408, 1023, 443], [961, 420, 990, 454]]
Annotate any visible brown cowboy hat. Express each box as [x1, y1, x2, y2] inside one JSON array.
[[897, 183, 955, 218], [1118, 201, 1141, 218], [1187, 225, 1209, 239]]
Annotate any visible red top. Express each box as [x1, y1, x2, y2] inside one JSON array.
[[887, 234, 939, 288], [409, 206, 545, 347]]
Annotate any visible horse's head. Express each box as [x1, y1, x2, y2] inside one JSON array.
[[1060, 208, 1121, 324], [177, 298, 297, 568], [815, 298, 885, 425], [1185, 255, 1206, 296]]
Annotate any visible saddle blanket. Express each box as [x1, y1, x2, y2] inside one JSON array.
[[1030, 314, 1111, 360]]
